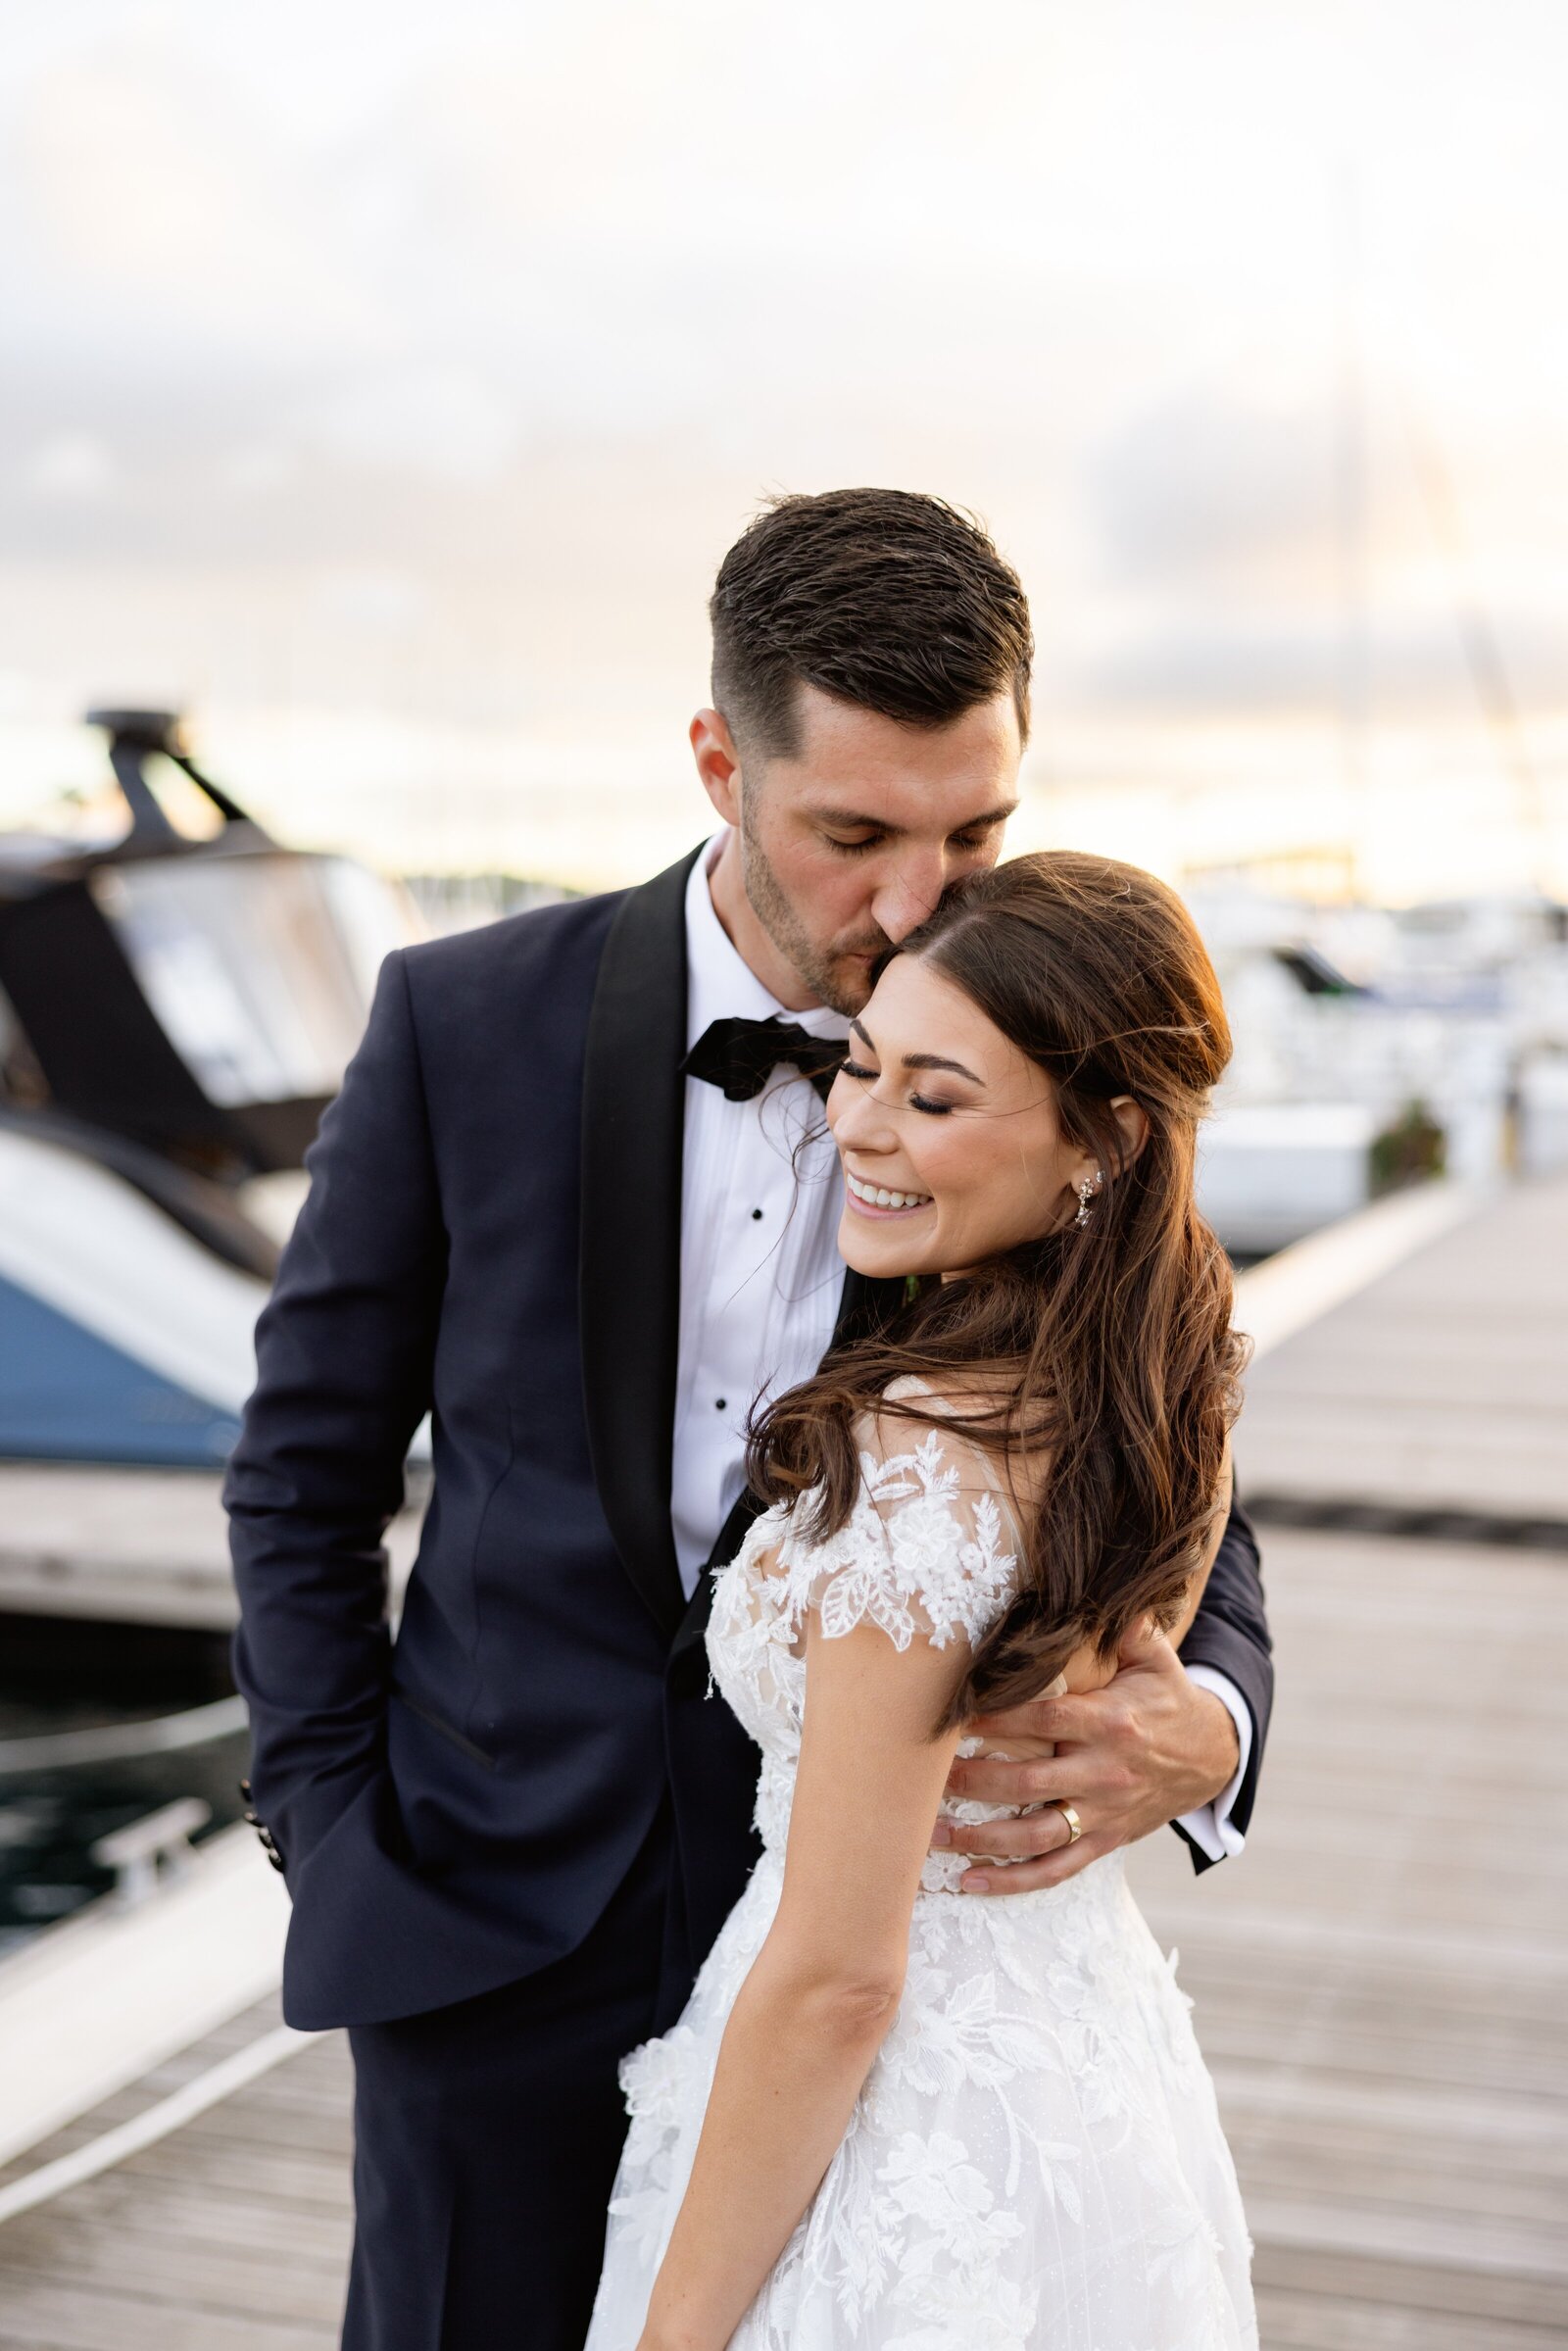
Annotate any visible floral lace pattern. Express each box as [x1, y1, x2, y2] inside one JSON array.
[[586, 1388, 1256, 2350], [765, 1422, 1018, 1652]]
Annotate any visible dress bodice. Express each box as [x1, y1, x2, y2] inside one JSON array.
[[706, 1377, 1062, 1893]]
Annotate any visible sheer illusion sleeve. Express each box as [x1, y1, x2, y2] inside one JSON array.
[[764, 1377, 1021, 1656]]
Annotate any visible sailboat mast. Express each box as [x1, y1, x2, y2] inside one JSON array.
[[1335, 158, 1370, 900]]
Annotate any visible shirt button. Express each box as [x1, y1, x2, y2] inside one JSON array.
[[715, 1397, 727, 1411], [752, 1207, 763, 1220]]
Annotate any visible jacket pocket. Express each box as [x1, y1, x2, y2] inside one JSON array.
[[389, 1686, 498, 1772]]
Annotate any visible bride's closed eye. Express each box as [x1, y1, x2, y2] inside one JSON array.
[[839, 1058, 957, 1116]]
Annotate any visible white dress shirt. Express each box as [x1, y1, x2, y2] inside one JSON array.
[[671, 835, 851, 1596], [670, 832, 1250, 1861]]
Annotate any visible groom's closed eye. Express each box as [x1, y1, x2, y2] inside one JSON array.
[[825, 828, 994, 857]]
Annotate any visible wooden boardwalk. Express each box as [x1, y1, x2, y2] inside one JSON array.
[[1128, 1520, 1568, 2347], [1234, 1168, 1568, 1531], [1, 1178, 1565, 2348]]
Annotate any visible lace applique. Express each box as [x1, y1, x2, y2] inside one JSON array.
[[707, 1413, 1028, 1885], [766, 1426, 1018, 1655], [594, 1847, 1255, 2350]]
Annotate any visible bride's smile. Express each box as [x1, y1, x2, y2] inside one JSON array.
[[842, 1171, 932, 1214]]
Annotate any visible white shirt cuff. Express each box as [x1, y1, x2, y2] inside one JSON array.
[[1174, 1665, 1252, 1862]]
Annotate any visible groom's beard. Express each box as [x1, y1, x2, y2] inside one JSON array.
[[739, 825, 889, 1017]]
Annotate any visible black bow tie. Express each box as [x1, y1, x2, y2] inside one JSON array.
[[680, 1015, 846, 1103]]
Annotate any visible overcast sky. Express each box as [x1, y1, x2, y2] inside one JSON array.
[[1, 0, 1564, 894]]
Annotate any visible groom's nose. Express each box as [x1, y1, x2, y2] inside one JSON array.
[[868, 846, 948, 943]]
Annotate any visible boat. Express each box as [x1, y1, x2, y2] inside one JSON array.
[[1190, 878, 1568, 1256], [0, 709, 422, 1468]]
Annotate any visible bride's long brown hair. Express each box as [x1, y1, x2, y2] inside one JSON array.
[[748, 851, 1249, 1728]]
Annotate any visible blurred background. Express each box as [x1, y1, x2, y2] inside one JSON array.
[[0, 6, 1564, 2346], [4, 1, 1567, 898]]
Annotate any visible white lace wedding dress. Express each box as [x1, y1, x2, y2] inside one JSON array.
[[587, 1380, 1257, 2350]]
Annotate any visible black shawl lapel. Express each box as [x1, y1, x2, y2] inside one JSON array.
[[830, 1265, 907, 1351], [669, 1260, 909, 1667], [579, 844, 705, 1640]]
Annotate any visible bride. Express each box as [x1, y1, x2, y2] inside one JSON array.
[[587, 851, 1257, 2351]]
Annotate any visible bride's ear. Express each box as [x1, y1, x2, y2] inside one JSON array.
[[1106, 1095, 1151, 1174]]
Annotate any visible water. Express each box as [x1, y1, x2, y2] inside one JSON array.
[[0, 1622, 249, 1959]]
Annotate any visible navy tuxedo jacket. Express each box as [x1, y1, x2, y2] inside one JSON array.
[[225, 847, 1273, 2032]]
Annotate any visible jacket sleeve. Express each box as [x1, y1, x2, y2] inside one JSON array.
[[1174, 1484, 1273, 1868], [224, 948, 447, 1884]]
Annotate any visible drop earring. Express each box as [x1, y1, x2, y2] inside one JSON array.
[[1073, 1170, 1103, 1229]]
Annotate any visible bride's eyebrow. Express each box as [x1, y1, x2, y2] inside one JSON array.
[[906, 1050, 984, 1084], [849, 1017, 982, 1087]]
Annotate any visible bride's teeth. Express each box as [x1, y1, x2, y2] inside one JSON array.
[[848, 1174, 930, 1209]]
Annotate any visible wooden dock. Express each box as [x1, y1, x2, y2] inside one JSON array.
[[1, 1177, 1565, 2348]]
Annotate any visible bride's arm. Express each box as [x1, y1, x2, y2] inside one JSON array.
[[636, 1614, 968, 2351]]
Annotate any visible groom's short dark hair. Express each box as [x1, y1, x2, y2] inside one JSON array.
[[710, 488, 1033, 757]]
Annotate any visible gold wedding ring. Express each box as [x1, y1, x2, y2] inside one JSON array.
[[1055, 1802, 1084, 1845]]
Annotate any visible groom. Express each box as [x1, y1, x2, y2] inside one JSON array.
[[226, 489, 1272, 2351]]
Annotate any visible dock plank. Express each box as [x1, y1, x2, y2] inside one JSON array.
[[1237, 1174, 1568, 1521], [0, 2276, 338, 2351]]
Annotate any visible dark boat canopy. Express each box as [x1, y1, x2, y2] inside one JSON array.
[[0, 710, 420, 1183]]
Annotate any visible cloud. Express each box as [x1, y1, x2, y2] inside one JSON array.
[[20, 432, 115, 501], [0, 0, 1565, 851], [299, 366, 521, 484], [305, 568, 431, 638], [10, 41, 389, 364], [1088, 387, 1339, 589], [1077, 602, 1568, 720]]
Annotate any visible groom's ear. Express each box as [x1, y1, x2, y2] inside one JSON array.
[[691, 708, 743, 826]]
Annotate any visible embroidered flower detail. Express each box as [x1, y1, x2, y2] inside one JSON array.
[[875, 1968, 1060, 2104], [740, 1419, 1019, 1662], [618, 2023, 701, 2141], [884, 2270, 1040, 2350], [878, 2131, 1025, 2256]]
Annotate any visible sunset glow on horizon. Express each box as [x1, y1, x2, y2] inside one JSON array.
[[1, 0, 1564, 902]]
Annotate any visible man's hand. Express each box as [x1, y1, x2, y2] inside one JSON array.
[[932, 1618, 1241, 1894]]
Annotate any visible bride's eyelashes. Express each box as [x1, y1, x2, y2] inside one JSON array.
[[839, 1058, 957, 1116]]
